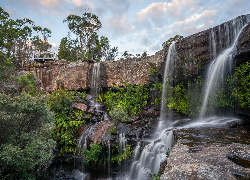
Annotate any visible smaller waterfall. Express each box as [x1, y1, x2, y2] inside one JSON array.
[[90, 62, 101, 110], [210, 28, 217, 59], [127, 130, 173, 180], [200, 17, 249, 118], [159, 42, 177, 122], [119, 133, 128, 171]]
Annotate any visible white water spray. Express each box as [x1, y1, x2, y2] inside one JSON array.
[[159, 42, 177, 122], [200, 17, 249, 118], [90, 62, 101, 109]]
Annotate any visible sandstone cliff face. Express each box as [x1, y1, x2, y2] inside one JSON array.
[[33, 60, 89, 92], [31, 15, 250, 92]]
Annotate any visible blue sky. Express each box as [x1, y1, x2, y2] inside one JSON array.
[[1, 0, 250, 58]]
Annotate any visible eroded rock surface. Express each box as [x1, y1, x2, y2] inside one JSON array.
[[161, 126, 250, 180]]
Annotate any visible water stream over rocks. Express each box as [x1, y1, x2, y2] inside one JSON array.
[[44, 16, 250, 180]]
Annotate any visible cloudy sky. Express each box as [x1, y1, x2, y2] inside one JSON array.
[[1, 0, 250, 58]]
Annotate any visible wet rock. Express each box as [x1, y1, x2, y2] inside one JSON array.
[[161, 125, 250, 180], [73, 103, 88, 112], [87, 120, 114, 144], [85, 94, 92, 101], [88, 106, 96, 114], [161, 143, 250, 180]]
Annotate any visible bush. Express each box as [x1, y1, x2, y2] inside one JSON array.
[[102, 82, 149, 122], [235, 61, 250, 108], [47, 89, 86, 154], [0, 92, 55, 179], [109, 107, 130, 123]]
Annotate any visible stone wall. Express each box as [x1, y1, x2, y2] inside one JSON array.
[[31, 15, 250, 92]]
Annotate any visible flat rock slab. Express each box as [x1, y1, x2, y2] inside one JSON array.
[[161, 142, 250, 180]]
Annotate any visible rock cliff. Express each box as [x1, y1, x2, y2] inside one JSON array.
[[30, 15, 250, 92]]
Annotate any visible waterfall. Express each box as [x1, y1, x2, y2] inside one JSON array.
[[126, 43, 177, 180], [90, 62, 101, 109], [159, 42, 177, 121], [127, 130, 173, 180], [200, 16, 250, 118]]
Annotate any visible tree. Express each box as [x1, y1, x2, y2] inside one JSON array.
[[63, 13, 102, 61], [0, 92, 56, 179], [162, 35, 183, 48], [0, 8, 52, 69], [142, 50, 147, 57], [122, 51, 133, 58], [58, 36, 78, 62]]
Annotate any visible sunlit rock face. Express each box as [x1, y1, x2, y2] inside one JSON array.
[[31, 15, 250, 92], [32, 60, 89, 92]]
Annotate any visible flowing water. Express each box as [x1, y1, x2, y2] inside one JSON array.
[[47, 15, 250, 180], [125, 42, 178, 180], [90, 62, 102, 110], [200, 16, 250, 118]]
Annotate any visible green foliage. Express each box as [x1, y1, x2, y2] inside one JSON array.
[[166, 82, 188, 114], [108, 126, 117, 136], [215, 75, 236, 108], [47, 89, 86, 154], [162, 35, 183, 48], [235, 61, 250, 108], [109, 107, 130, 123], [111, 145, 133, 164], [102, 82, 149, 122], [82, 143, 102, 169], [58, 36, 78, 62], [17, 72, 36, 91], [0, 8, 51, 69], [149, 173, 161, 180], [165, 148, 170, 158], [149, 67, 158, 77], [0, 52, 15, 82], [153, 81, 162, 92], [122, 51, 134, 58], [63, 13, 103, 61], [0, 92, 55, 179]]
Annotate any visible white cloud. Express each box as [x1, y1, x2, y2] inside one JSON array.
[[40, 0, 60, 10], [43, 20, 51, 26], [107, 14, 133, 34], [71, 0, 94, 9], [135, 2, 168, 23], [170, 9, 217, 29]]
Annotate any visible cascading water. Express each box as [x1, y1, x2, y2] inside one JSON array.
[[90, 62, 101, 110], [126, 43, 177, 180], [127, 130, 173, 180], [200, 16, 250, 118], [159, 42, 176, 121]]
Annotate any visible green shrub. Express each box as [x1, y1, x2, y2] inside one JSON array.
[[111, 145, 133, 164], [0, 92, 55, 179], [47, 89, 86, 154], [102, 82, 149, 122], [166, 82, 188, 114], [149, 67, 158, 77], [109, 107, 130, 123], [235, 61, 250, 108], [82, 143, 102, 169]]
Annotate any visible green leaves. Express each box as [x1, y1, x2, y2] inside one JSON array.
[[47, 89, 86, 154], [235, 61, 250, 108], [162, 35, 183, 48], [82, 143, 102, 168], [0, 92, 55, 179], [102, 82, 149, 122]]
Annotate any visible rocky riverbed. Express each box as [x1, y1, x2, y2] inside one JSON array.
[[161, 121, 250, 180]]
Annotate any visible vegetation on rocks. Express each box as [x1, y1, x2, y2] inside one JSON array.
[[47, 89, 86, 154], [235, 60, 250, 108], [99, 82, 150, 122]]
